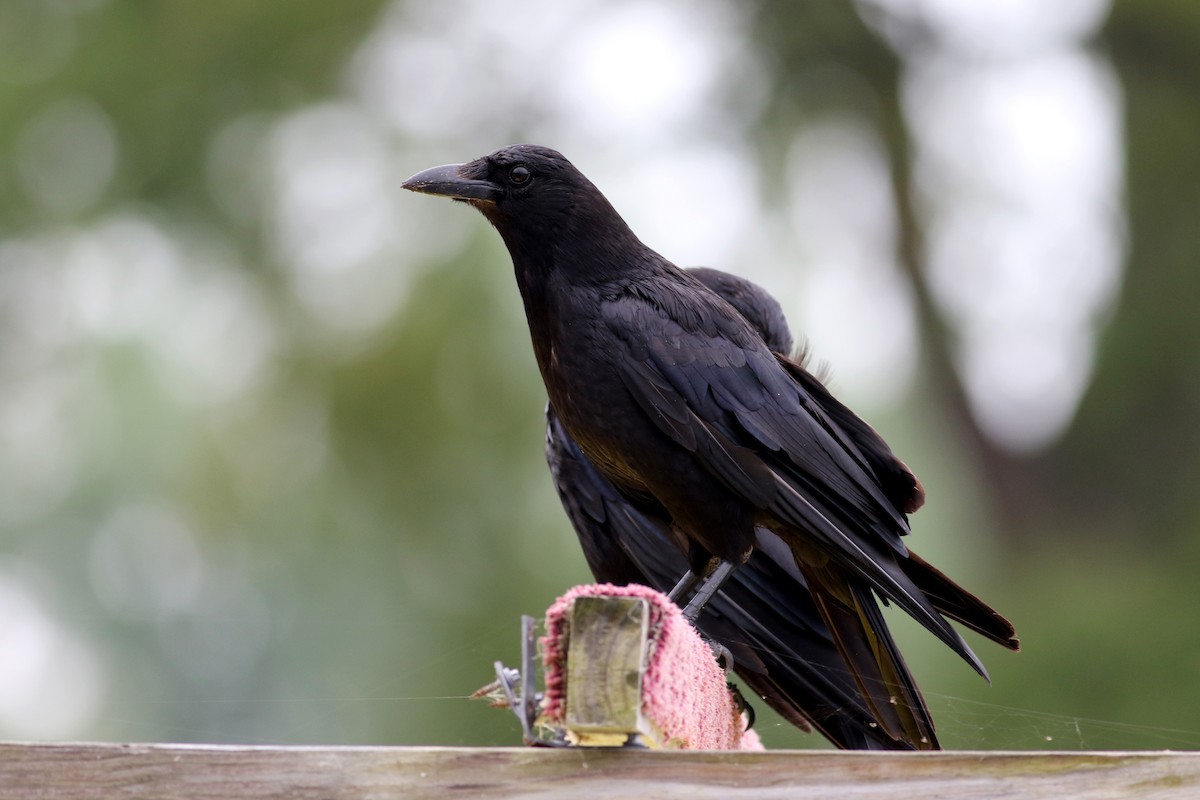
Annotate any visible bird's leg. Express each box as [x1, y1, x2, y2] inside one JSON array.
[[666, 558, 740, 671], [668, 560, 739, 673], [666, 549, 730, 609], [666, 569, 701, 604], [680, 559, 737, 622], [666, 558, 738, 623]]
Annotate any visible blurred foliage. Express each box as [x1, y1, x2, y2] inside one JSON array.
[[0, 0, 1198, 752]]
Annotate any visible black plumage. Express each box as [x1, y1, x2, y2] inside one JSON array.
[[404, 145, 1018, 749]]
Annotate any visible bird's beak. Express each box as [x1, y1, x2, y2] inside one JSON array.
[[402, 163, 502, 203]]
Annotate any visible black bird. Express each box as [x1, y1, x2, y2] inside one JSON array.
[[546, 267, 1014, 748], [546, 266, 916, 748], [404, 145, 1018, 748]]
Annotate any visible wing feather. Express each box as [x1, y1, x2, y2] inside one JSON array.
[[603, 286, 988, 677]]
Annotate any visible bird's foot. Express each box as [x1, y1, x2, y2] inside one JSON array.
[[708, 639, 734, 674], [726, 681, 756, 731]]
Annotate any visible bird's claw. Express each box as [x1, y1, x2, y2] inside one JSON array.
[[709, 640, 735, 675], [727, 681, 756, 731]]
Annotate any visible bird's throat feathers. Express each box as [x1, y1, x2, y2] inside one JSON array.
[[480, 189, 652, 290]]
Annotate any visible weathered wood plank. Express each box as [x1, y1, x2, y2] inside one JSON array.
[[0, 743, 1197, 800], [565, 595, 649, 745]]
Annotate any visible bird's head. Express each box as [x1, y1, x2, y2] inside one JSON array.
[[403, 144, 578, 207], [403, 145, 640, 275]]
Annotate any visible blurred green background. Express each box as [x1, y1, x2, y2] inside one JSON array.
[[1, 0, 1198, 750]]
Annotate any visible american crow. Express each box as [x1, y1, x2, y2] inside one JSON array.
[[547, 266, 919, 747], [546, 267, 1016, 748], [404, 145, 1018, 748]]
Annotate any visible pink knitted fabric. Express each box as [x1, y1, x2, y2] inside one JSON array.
[[542, 583, 763, 750]]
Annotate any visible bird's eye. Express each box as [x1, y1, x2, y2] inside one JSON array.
[[509, 166, 531, 186]]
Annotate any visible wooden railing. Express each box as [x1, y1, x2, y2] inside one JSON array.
[[2, 743, 1197, 799]]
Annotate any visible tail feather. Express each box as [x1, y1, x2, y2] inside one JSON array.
[[767, 473, 991, 681], [902, 551, 1020, 652], [799, 559, 939, 750], [708, 580, 921, 749]]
